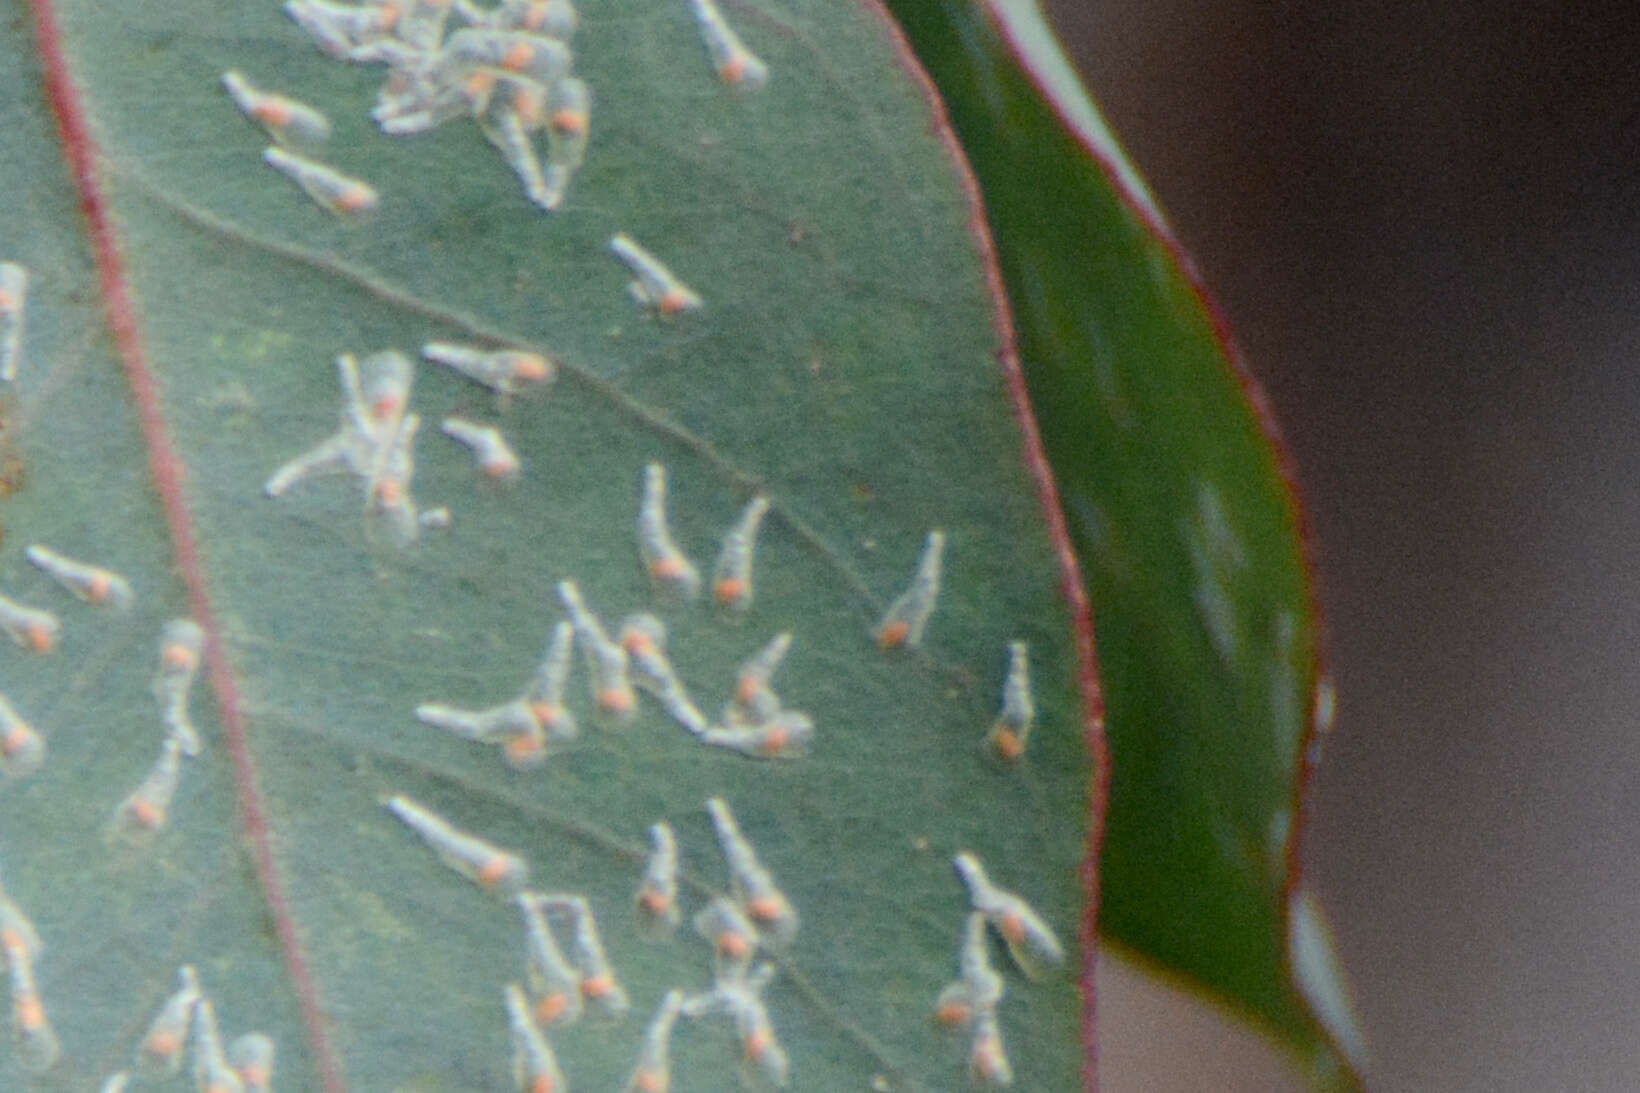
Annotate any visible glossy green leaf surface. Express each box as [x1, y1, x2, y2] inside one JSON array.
[[882, 0, 1364, 1085], [0, 0, 1095, 1089]]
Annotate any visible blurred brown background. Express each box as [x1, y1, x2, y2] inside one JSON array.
[[1039, 3, 1640, 1091]]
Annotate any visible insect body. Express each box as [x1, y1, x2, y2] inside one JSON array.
[[415, 699, 549, 769], [386, 795, 529, 894], [505, 981, 566, 1093], [135, 965, 201, 1076], [619, 614, 708, 736], [0, 592, 58, 654], [524, 620, 578, 741], [0, 882, 42, 969], [726, 631, 790, 725], [711, 496, 769, 613], [986, 640, 1034, 760], [5, 927, 59, 1072], [622, 988, 684, 1093], [637, 463, 700, 602], [706, 797, 798, 947], [421, 342, 556, 395], [0, 262, 27, 383], [192, 996, 244, 1093], [533, 892, 629, 1017], [223, 71, 332, 147], [685, 0, 769, 91], [540, 77, 590, 208], [609, 233, 702, 316], [516, 892, 584, 1027], [154, 618, 205, 756], [693, 896, 760, 981], [934, 912, 1004, 1028], [441, 417, 522, 481], [952, 851, 1064, 980], [263, 146, 380, 217], [25, 544, 134, 608], [0, 694, 44, 779], [698, 709, 814, 760], [683, 963, 788, 1088], [876, 529, 944, 649], [227, 1033, 276, 1092], [558, 581, 637, 722], [634, 821, 681, 939], [968, 1006, 1013, 1086], [110, 734, 186, 845]]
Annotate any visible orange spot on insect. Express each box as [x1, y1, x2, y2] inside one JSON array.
[[972, 1041, 1007, 1081], [253, 101, 291, 127], [529, 1075, 555, 1093], [716, 931, 749, 959], [1, 723, 32, 757], [374, 477, 402, 505], [0, 928, 22, 952], [581, 973, 614, 999], [207, 1081, 238, 1093], [511, 355, 550, 381], [128, 798, 164, 830], [714, 576, 745, 605], [0, 292, 13, 310], [935, 1000, 971, 1027], [24, 623, 52, 653], [991, 727, 1023, 761], [756, 726, 788, 757], [84, 572, 111, 603], [376, 2, 401, 28], [877, 620, 910, 649], [15, 994, 43, 1030], [999, 910, 1026, 945], [465, 69, 496, 100], [742, 1028, 770, 1061], [371, 395, 401, 421], [597, 687, 634, 714], [746, 895, 783, 922], [482, 458, 515, 480], [621, 631, 657, 657], [637, 886, 670, 914], [719, 56, 747, 85], [162, 642, 196, 671], [502, 41, 534, 71], [240, 1065, 270, 1088], [649, 556, 687, 581], [144, 1030, 180, 1058], [504, 733, 542, 763], [336, 185, 375, 214], [535, 992, 569, 1025], [529, 702, 566, 730], [477, 856, 512, 888], [551, 109, 586, 135], [657, 289, 691, 316], [632, 1067, 667, 1093], [735, 674, 762, 706]]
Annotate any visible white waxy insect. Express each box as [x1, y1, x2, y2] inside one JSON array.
[[540, 77, 589, 209], [0, 880, 42, 971], [610, 233, 703, 317], [356, 349, 415, 431], [622, 988, 684, 1093], [693, 896, 759, 981], [284, 0, 401, 57], [516, 892, 583, 1027], [0, 592, 59, 655], [933, 912, 1004, 1030], [711, 496, 769, 613], [0, 694, 44, 779], [135, 965, 201, 1076], [479, 97, 552, 209], [25, 544, 134, 609], [968, 1006, 1013, 1087], [441, 28, 572, 87], [363, 411, 428, 548], [441, 417, 522, 481], [110, 733, 186, 845], [98, 1071, 131, 1093], [458, 0, 577, 37], [263, 146, 380, 217], [706, 797, 798, 947], [505, 981, 567, 1093], [683, 963, 788, 1089], [386, 795, 529, 894], [192, 996, 244, 1093], [376, 67, 496, 135], [986, 641, 1035, 761], [0, 262, 27, 383], [5, 930, 59, 1073], [637, 464, 701, 603], [698, 709, 814, 761], [523, 620, 579, 743], [686, 0, 769, 91], [634, 821, 680, 939], [876, 529, 944, 650], [223, 70, 332, 147], [227, 1032, 276, 1093], [952, 851, 1065, 981], [415, 699, 549, 770], [265, 356, 374, 497], [725, 631, 790, 725], [619, 614, 708, 736], [421, 342, 556, 395], [535, 892, 629, 1017], [154, 618, 205, 757], [557, 581, 638, 723]]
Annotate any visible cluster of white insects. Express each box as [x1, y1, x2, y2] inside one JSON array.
[[0, 0, 1074, 1086], [386, 793, 809, 1090]]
